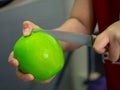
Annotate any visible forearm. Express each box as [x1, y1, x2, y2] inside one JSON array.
[[58, 18, 90, 34], [56, 0, 96, 51], [56, 18, 90, 52]]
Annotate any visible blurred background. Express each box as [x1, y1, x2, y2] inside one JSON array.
[[0, 0, 105, 90]]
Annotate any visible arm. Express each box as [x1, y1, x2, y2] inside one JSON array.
[[8, 0, 96, 82], [56, 0, 96, 51]]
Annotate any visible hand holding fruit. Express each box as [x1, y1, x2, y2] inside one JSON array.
[[8, 21, 38, 82], [8, 21, 64, 82]]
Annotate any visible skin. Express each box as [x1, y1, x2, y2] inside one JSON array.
[[8, 0, 120, 82]]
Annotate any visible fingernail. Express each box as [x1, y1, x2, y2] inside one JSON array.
[[8, 59, 18, 67], [23, 28, 30, 35], [24, 76, 33, 81], [8, 59, 13, 63], [8, 59, 15, 66]]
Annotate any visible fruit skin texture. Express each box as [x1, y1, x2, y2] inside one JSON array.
[[13, 29, 64, 81]]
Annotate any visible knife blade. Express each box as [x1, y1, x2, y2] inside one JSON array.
[[33, 29, 94, 47]]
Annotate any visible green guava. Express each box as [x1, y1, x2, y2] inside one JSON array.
[[13, 28, 64, 81]]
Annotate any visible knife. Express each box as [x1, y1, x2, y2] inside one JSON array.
[[33, 29, 94, 47]]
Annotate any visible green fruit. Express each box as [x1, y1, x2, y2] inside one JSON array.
[[13, 28, 64, 81]]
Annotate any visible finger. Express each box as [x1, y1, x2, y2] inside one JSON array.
[[16, 68, 34, 82], [22, 21, 40, 36], [93, 33, 109, 54], [8, 51, 14, 62], [109, 41, 120, 62], [37, 76, 55, 84], [8, 51, 19, 67], [8, 58, 19, 67], [92, 35, 97, 39]]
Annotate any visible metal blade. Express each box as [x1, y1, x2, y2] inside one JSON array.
[[33, 29, 94, 47]]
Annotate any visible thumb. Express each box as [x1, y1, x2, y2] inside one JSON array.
[[22, 21, 40, 36], [93, 32, 109, 54]]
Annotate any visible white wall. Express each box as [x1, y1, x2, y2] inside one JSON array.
[[64, 0, 74, 17]]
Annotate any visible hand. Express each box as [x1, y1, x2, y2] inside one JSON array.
[[8, 21, 53, 82], [8, 51, 34, 82], [93, 20, 120, 62]]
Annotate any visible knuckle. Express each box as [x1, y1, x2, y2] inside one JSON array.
[[93, 45, 102, 54], [23, 21, 31, 24], [115, 33, 120, 39]]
